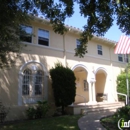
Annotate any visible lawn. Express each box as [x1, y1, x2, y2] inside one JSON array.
[[1, 115, 81, 130]]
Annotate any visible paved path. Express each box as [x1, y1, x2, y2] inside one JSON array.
[[78, 111, 115, 130]]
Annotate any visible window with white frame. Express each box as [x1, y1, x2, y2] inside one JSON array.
[[22, 68, 43, 97], [118, 54, 123, 62], [97, 45, 103, 55], [20, 25, 32, 43], [76, 39, 81, 48], [124, 54, 128, 63], [38, 29, 49, 46]]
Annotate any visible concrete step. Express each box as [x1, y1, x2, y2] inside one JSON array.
[[66, 102, 125, 115], [81, 102, 124, 115]]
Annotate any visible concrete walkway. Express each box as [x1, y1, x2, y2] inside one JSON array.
[[78, 111, 115, 130]]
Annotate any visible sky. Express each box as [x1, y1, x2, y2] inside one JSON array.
[[64, 2, 123, 42]]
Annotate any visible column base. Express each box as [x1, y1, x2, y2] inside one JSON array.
[[87, 101, 97, 105]]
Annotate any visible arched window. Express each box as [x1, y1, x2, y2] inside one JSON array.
[[34, 70, 43, 95], [22, 69, 32, 95]]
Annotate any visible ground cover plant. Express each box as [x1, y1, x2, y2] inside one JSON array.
[[0, 115, 81, 130]]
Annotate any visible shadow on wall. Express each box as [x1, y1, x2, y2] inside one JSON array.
[[0, 53, 55, 121]]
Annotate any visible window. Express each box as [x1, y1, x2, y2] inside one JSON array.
[[84, 80, 88, 91], [20, 25, 32, 43], [34, 70, 42, 95], [22, 68, 43, 96], [118, 54, 123, 62], [97, 45, 103, 55], [76, 39, 81, 48], [38, 29, 49, 46], [124, 54, 128, 63]]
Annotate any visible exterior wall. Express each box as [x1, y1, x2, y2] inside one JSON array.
[[0, 18, 126, 120]]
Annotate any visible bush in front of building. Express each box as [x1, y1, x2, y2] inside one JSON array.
[[26, 101, 49, 119], [50, 62, 76, 115], [117, 73, 130, 101]]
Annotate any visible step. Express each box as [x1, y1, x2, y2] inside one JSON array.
[[81, 103, 124, 115]]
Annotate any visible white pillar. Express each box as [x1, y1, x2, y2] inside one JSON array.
[[88, 82, 92, 103], [92, 82, 97, 103]]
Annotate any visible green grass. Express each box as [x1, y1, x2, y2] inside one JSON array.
[[1, 115, 81, 130]]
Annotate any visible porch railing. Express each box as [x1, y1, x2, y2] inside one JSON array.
[[76, 94, 87, 106], [117, 92, 127, 105]]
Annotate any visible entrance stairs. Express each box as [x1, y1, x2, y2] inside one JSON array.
[[66, 102, 125, 115]]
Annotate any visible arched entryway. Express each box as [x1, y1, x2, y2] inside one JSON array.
[[72, 64, 89, 103], [95, 68, 107, 102]]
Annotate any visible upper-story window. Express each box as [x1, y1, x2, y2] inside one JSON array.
[[38, 29, 49, 46], [76, 39, 81, 48], [118, 54, 123, 62], [97, 45, 103, 55], [20, 25, 32, 43], [124, 54, 128, 63]]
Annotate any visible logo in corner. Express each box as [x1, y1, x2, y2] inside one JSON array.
[[118, 118, 130, 130]]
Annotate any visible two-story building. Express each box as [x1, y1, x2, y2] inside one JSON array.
[[0, 16, 126, 120]]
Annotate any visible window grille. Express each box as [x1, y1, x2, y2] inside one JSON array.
[[22, 69, 32, 95], [35, 70, 43, 95], [97, 45, 103, 55]]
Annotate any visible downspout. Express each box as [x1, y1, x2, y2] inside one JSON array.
[[63, 34, 67, 67]]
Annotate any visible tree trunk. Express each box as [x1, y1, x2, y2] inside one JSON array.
[[61, 105, 65, 115]]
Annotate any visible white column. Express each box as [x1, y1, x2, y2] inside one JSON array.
[[92, 82, 97, 103], [88, 82, 92, 103]]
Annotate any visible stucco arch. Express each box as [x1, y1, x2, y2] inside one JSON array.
[[94, 67, 107, 76], [71, 63, 89, 73]]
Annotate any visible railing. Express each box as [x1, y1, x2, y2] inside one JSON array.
[[76, 94, 87, 106], [117, 92, 127, 105]]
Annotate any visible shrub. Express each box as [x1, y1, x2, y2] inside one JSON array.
[[35, 101, 49, 118], [26, 107, 36, 119], [117, 74, 130, 101], [26, 101, 49, 119], [115, 105, 130, 120], [0, 101, 10, 123], [50, 62, 76, 115]]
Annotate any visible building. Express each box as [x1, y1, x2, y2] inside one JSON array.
[[0, 16, 126, 121]]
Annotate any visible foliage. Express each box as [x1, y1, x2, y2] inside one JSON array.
[[2, 0, 130, 66], [0, 101, 10, 123], [101, 106, 130, 130], [0, 0, 30, 68], [26, 107, 36, 120], [1, 115, 81, 130], [117, 62, 130, 101], [50, 62, 76, 114], [115, 105, 130, 120], [26, 101, 49, 119], [117, 73, 130, 101], [35, 101, 49, 118]]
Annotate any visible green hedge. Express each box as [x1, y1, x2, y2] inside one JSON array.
[[117, 74, 130, 101], [50, 62, 76, 114]]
